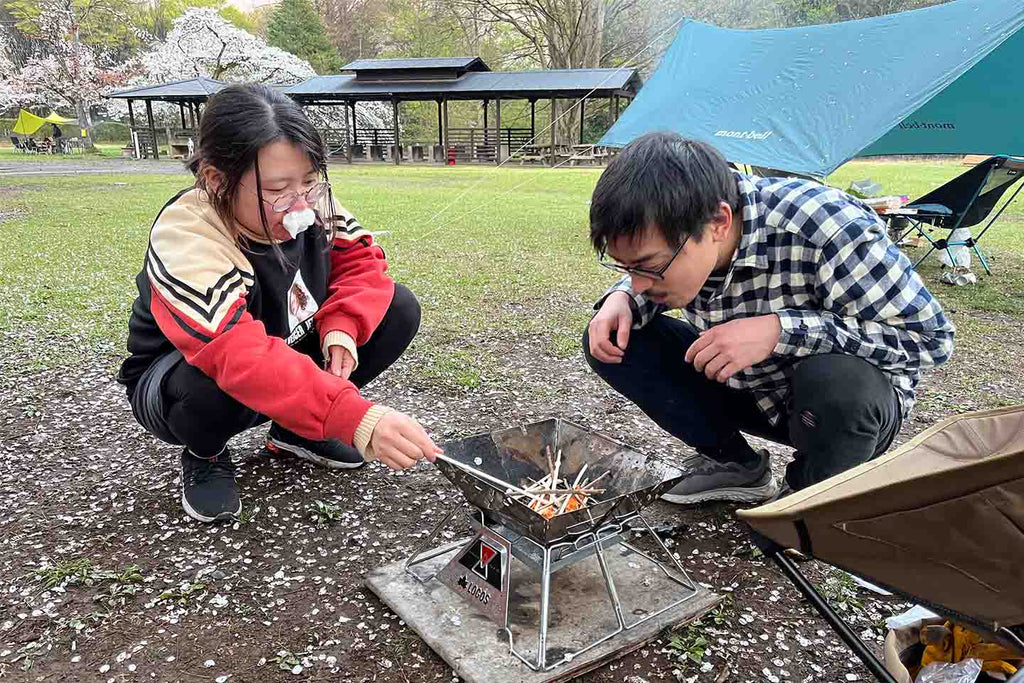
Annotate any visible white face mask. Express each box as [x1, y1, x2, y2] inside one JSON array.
[[282, 207, 316, 239]]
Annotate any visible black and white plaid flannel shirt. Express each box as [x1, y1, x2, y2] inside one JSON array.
[[598, 171, 955, 425]]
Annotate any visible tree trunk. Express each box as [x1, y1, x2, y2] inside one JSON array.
[[72, 26, 96, 151]]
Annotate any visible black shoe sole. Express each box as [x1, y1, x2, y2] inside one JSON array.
[[266, 438, 365, 470]]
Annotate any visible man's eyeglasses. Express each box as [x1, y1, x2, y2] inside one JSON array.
[[251, 181, 331, 213], [598, 236, 689, 280]]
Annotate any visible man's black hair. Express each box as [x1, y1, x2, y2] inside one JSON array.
[[589, 132, 740, 254]]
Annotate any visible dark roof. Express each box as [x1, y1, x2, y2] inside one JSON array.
[[341, 57, 488, 72], [286, 68, 641, 102], [105, 77, 226, 102]]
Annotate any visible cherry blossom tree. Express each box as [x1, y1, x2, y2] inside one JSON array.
[[6, 0, 138, 148], [126, 8, 387, 129], [0, 31, 17, 113]]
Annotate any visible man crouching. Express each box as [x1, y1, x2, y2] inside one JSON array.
[[584, 132, 954, 503]]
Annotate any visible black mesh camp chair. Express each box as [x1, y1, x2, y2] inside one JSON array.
[[887, 156, 1024, 274], [10, 135, 33, 154]]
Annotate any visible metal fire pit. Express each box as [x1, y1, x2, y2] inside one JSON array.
[[436, 417, 687, 545], [405, 418, 701, 672]]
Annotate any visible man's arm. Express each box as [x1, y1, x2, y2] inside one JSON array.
[[774, 216, 955, 372], [594, 275, 665, 328]]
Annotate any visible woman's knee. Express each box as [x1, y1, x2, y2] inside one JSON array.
[[389, 283, 422, 338], [164, 361, 256, 434]]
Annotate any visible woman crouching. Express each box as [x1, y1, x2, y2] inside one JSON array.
[[118, 83, 437, 523]]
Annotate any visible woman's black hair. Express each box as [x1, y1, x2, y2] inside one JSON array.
[[188, 83, 335, 264]]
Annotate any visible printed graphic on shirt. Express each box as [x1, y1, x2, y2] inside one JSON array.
[[286, 269, 319, 346]]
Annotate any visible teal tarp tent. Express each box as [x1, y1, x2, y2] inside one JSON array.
[[599, 0, 1024, 177]]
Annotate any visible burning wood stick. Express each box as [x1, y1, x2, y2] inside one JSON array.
[[514, 449, 611, 520]]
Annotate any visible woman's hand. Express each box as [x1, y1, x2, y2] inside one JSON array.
[[371, 411, 441, 470], [326, 345, 356, 380]]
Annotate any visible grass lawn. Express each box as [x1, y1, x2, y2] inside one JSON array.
[[1, 159, 1022, 385]]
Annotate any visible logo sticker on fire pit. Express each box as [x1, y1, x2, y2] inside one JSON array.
[[438, 528, 511, 626], [459, 538, 502, 588]]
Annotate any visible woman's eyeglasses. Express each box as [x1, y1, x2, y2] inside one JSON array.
[[252, 181, 331, 213]]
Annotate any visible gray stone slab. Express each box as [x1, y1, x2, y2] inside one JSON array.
[[365, 542, 722, 683]]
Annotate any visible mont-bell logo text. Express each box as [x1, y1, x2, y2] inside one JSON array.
[[898, 120, 956, 130], [714, 129, 774, 141]]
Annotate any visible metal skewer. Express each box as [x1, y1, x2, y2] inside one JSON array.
[[433, 452, 535, 498]]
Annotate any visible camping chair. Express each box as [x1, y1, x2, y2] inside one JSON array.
[[10, 135, 33, 154], [739, 406, 1024, 682], [886, 156, 1024, 275], [23, 138, 41, 154]]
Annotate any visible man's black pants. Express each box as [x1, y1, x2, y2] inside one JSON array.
[[582, 314, 902, 490], [128, 284, 420, 457]]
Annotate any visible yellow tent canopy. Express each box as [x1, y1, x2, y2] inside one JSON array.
[[11, 110, 46, 135], [43, 112, 75, 124], [11, 109, 76, 135]]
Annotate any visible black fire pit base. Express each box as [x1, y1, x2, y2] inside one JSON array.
[[365, 544, 722, 683]]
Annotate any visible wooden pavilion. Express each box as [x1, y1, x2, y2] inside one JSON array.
[[105, 60, 641, 165]]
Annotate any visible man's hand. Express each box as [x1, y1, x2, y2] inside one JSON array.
[[685, 315, 782, 383], [327, 345, 356, 380], [588, 291, 634, 364], [370, 411, 441, 470]]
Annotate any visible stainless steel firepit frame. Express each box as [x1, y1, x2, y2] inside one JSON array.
[[404, 503, 700, 672]]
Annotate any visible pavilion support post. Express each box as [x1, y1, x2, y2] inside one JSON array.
[[392, 99, 401, 166], [436, 100, 443, 146], [146, 100, 159, 160], [127, 100, 137, 159], [483, 99, 489, 134], [579, 98, 585, 143], [351, 102, 358, 152], [495, 98, 501, 164], [549, 98, 556, 167], [530, 100, 536, 141], [345, 101, 353, 164], [179, 103, 186, 128], [443, 99, 450, 159], [613, 95, 620, 121]]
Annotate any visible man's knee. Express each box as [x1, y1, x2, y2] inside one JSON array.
[[789, 354, 892, 431]]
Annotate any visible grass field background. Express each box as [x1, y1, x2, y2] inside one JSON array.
[[2, 158, 1022, 382]]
